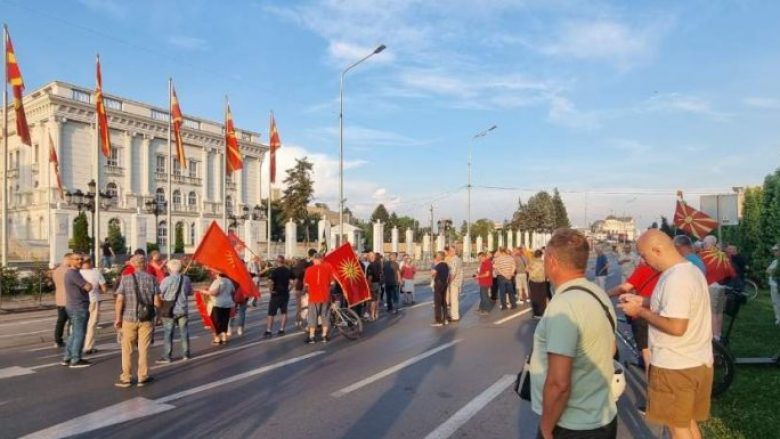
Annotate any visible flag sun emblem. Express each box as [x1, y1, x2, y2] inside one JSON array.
[[339, 259, 362, 282]]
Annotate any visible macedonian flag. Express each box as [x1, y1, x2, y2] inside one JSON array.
[[269, 112, 281, 184], [700, 248, 736, 285], [170, 83, 186, 169], [5, 28, 31, 146], [224, 101, 243, 172], [324, 242, 371, 307], [192, 221, 259, 303], [95, 55, 111, 158], [673, 191, 718, 239]]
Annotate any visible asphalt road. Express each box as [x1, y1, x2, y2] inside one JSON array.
[[0, 255, 664, 439]]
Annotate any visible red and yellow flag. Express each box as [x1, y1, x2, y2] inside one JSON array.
[[171, 84, 186, 169], [95, 55, 111, 158], [224, 102, 243, 172], [191, 221, 259, 301], [700, 248, 736, 285], [48, 131, 64, 200], [673, 191, 718, 239], [5, 29, 31, 146], [324, 242, 371, 307], [269, 112, 281, 184]]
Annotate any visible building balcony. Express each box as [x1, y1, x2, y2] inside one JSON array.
[[155, 171, 167, 181], [225, 180, 236, 191], [171, 203, 200, 213], [173, 174, 202, 186], [7, 168, 19, 179], [105, 165, 124, 177]]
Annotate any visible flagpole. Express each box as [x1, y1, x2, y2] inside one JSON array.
[[267, 111, 272, 260], [222, 96, 228, 231], [167, 77, 173, 257], [47, 130, 52, 266], [93, 54, 101, 267], [2, 25, 9, 305]]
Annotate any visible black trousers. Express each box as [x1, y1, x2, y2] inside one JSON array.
[[433, 282, 448, 323], [537, 417, 617, 439], [54, 306, 69, 345], [529, 281, 548, 317]]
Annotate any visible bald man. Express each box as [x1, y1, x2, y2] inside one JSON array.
[[618, 230, 712, 439]]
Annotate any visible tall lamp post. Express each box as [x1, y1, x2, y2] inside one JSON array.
[[145, 197, 167, 248], [339, 43, 386, 247], [466, 124, 497, 261], [65, 179, 114, 259]]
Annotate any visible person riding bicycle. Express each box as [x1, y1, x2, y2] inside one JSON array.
[[303, 254, 335, 344]]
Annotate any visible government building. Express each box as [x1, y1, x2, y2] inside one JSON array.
[[4, 81, 269, 265]]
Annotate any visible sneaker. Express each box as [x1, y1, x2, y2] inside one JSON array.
[[69, 360, 92, 369], [532, 315, 542, 320], [431, 322, 444, 327], [83, 348, 98, 355], [155, 358, 172, 364], [321, 335, 330, 343], [237, 327, 244, 337], [277, 330, 285, 336], [60, 359, 70, 366], [226, 328, 232, 337], [182, 355, 192, 361], [263, 331, 273, 338], [305, 336, 316, 344], [500, 306, 507, 311], [114, 380, 132, 388], [54, 342, 65, 348], [137, 376, 154, 387], [449, 318, 460, 323]]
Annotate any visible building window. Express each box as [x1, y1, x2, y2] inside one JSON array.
[[189, 223, 196, 245], [157, 221, 167, 248], [72, 89, 91, 103], [173, 159, 181, 177], [183, 118, 200, 129], [241, 132, 252, 141], [172, 190, 182, 207], [33, 144, 39, 163], [106, 182, 118, 204], [156, 155, 166, 174], [151, 109, 170, 121], [188, 191, 197, 207], [155, 187, 166, 205], [188, 160, 197, 178], [38, 217, 44, 239], [107, 147, 120, 167], [104, 97, 122, 111], [15, 151, 20, 170], [225, 195, 233, 215]]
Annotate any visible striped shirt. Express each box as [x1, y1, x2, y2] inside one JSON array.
[[493, 254, 516, 279]]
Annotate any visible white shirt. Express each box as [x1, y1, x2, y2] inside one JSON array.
[[649, 261, 713, 369], [79, 268, 105, 303]]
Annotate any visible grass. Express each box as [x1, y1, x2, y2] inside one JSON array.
[[702, 290, 780, 439]]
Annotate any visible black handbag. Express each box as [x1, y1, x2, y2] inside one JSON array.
[[133, 273, 156, 322], [158, 277, 184, 318]]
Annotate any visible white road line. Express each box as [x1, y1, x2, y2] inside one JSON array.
[[423, 374, 516, 439], [0, 366, 36, 379], [0, 329, 50, 338], [493, 308, 531, 325], [29, 351, 118, 371], [20, 352, 325, 439], [405, 300, 433, 310], [331, 339, 462, 398]]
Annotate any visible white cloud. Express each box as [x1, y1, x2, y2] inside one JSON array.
[[643, 93, 728, 121], [168, 36, 209, 52], [743, 97, 780, 110], [547, 95, 600, 129], [310, 125, 432, 149]]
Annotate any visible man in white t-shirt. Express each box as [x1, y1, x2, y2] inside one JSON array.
[[619, 230, 712, 439], [80, 256, 107, 354]]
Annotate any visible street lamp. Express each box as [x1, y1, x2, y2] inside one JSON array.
[[339, 43, 386, 247], [145, 197, 168, 246], [64, 179, 115, 258], [466, 124, 497, 260], [228, 205, 251, 230]]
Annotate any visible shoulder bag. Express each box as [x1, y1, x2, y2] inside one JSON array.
[[133, 273, 156, 322], [158, 276, 184, 318]]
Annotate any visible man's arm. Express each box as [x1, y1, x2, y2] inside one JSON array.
[[618, 296, 689, 336], [539, 353, 573, 439], [607, 282, 635, 298], [114, 294, 124, 329]]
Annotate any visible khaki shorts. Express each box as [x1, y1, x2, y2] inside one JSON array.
[[709, 284, 727, 314], [647, 364, 713, 428]]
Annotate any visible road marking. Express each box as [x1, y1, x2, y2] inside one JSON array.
[[0, 366, 36, 379], [423, 374, 516, 439], [493, 308, 531, 325], [20, 352, 325, 439], [0, 329, 50, 338], [331, 339, 462, 398], [405, 300, 433, 310]]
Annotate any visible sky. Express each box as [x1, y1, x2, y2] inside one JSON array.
[[3, 0, 780, 230]]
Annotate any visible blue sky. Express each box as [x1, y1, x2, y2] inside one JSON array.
[[4, 0, 780, 229]]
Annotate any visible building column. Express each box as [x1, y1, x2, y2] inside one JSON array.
[[487, 233, 494, 252], [405, 228, 414, 256], [123, 131, 134, 203], [140, 135, 151, 196], [372, 220, 384, 254], [476, 236, 483, 254], [507, 230, 514, 250], [285, 219, 297, 259], [201, 147, 209, 209], [463, 234, 471, 262], [391, 226, 399, 253]]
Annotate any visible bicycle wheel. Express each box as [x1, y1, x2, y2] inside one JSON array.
[[712, 339, 735, 397], [743, 279, 758, 301], [333, 308, 363, 340]]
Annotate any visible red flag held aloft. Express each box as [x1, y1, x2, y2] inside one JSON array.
[[673, 191, 718, 239], [48, 131, 64, 200], [171, 84, 186, 169], [224, 102, 243, 172], [227, 231, 247, 253], [95, 55, 111, 158], [191, 222, 259, 302], [324, 242, 371, 307], [269, 112, 281, 184], [5, 28, 31, 146], [700, 248, 736, 285]]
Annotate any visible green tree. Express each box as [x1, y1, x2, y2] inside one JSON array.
[[69, 212, 92, 253], [262, 199, 285, 242], [756, 171, 780, 283], [470, 218, 495, 239], [174, 222, 185, 254], [107, 219, 127, 255], [552, 188, 571, 229], [739, 186, 764, 281], [370, 204, 390, 223], [280, 157, 315, 223], [517, 191, 555, 231]]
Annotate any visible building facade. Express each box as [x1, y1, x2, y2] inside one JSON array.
[[589, 216, 637, 242], [3, 81, 268, 264]]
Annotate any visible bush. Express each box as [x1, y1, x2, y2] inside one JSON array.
[[146, 242, 160, 255], [69, 212, 92, 254]]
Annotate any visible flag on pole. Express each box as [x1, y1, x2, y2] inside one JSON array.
[[4, 28, 31, 146], [191, 221, 259, 301], [227, 231, 247, 253], [324, 242, 371, 307], [224, 102, 243, 172], [171, 84, 186, 169], [269, 112, 281, 184], [95, 55, 111, 158], [673, 191, 718, 238], [48, 131, 64, 200], [700, 248, 736, 285]]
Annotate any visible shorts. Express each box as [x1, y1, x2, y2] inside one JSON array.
[[630, 317, 649, 350], [370, 282, 381, 301], [268, 294, 290, 316], [647, 364, 713, 428], [307, 302, 330, 329], [709, 284, 727, 314], [402, 279, 415, 293]]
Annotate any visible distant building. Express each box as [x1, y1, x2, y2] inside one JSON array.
[[307, 204, 352, 225], [590, 216, 636, 242]]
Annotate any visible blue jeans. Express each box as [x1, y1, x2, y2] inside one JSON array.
[[385, 284, 400, 311], [231, 302, 248, 330], [162, 315, 190, 360], [479, 286, 492, 312], [64, 308, 88, 364], [498, 276, 517, 308]]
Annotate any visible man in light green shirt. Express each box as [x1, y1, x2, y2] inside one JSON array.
[[529, 229, 618, 439]]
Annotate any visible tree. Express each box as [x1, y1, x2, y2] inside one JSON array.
[[280, 157, 315, 223], [174, 222, 185, 254], [370, 204, 390, 223], [470, 218, 495, 239], [756, 171, 780, 284], [552, 188, 571, 229], [262, 198, 285, 242], [107, 219, 127, 255], [738, 186, 763, 281], [69, 212, 91, 254], [514, 191, 555, 231]]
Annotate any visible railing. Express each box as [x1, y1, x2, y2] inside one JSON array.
[[173, 175, 202, 186], [155, 171, 167, 181], [7, 168, 19, 178], [105, 165, 124, 177], [225, 181, 236, 191]]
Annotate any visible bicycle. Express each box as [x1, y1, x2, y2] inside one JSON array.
[[296, 300, 363, 340], [725, 278, 758, 301]]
